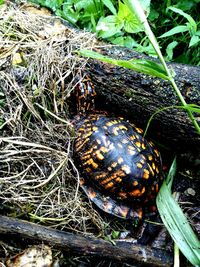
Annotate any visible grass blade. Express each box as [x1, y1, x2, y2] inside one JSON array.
[[157, 158, 200, 266], [78, 49, 169, 80]]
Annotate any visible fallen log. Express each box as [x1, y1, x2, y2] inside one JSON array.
[[82, 46, 200, 153], [0, 215, 172, 266]]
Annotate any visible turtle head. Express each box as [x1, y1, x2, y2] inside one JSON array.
[[76, 75, 96, 114]]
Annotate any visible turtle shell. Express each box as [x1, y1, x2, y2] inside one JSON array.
[[74, 113, 163, 220]]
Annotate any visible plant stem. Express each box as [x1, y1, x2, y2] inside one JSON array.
[[124, 0, 200, 134]]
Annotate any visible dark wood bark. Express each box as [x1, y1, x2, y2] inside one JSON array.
[[82, 46, 200, 153], [0, 215, 172, 266]]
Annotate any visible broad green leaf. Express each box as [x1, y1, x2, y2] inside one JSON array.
[[78, 49, 169, 80], [195, 31, 200, 36], [159, 25, 188, 38], [44, 0, 63, 11], [139, 0, 151, 17], [102, 0, 117, 15], [118, 1, 143, 33], [96, 15, 123, 38], [168, 6, 197, 32], [74, 0, 96, 12], [0, 0, 4, 4], [189, 35, 200, 47], [157, 179, 200, 266], [166, 41, 178, 61], [61, 3, 79, 24], [111, 36, 138, 48]]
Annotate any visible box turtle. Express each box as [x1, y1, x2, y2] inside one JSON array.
[[73, 75, 163, 224]]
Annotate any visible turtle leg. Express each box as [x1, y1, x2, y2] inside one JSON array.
[[80, 178, 142, 221]]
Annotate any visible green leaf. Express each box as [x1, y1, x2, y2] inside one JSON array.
[[165, 157, 177, 190], [157, 178, 200, 266], [159, 25, 189, 38], [96, 15, 123, 38], [74, 0, 97, 13], [102, 0, 117, 15], [111, 36, 138, 48], [0, 0, 4, 5], [61, 2, 79, 24], [78, 49, 169, 80], [182, 104, 200, 113], [118, 1, 143, 33], [166, 41, 178, 61], [167, 6, 197, 32], [139, 0, 151, 17], [189, 35, 200, 47]]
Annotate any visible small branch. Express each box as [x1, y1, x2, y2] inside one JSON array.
[[0, 215, 172, 267]]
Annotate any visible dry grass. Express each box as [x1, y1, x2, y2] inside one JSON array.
[[0, 2, 106, 235]]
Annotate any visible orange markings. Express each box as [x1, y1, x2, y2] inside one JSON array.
[[130, 135, 136, 140], [100, 146, 108, 153], [149, 141, 154, 147], [101, 176, 115, 185], [81, 154, 91, 160], [135, 141, 141, 148], [95, 151, 104, 161], [148, 163, 155, 176], [113, 127, 119, 136], [154, 148, 160, 157], [152, 162, 156, 170], [141, 143, 146, 150], [137, 209, 143, 219], [148, 155, 153, 161], [92, 126, 98, 131], [75, 137, 90, 151], [85, 167, 92, 173], [129, 187, 145, 197], [78, 127, 85, 132], [118, 125, 128, 131], [111, 162, 117, 168], [135, 127, 143, 134], [129, 189, 141, 197], [136, 163, 143, 169], [133, 180, 138, 186], [95, 173, 107, 180], [104, 182, 114, 189], [118, 192, 127, 199], [83, 158, 98, 169], [143, 169, 150, 179], [79, 178, 84, 186], [155, 167, 159, 174], [115, 177, 122, 183], [88, 188, 97, 199], [155, 183, 159, 193]]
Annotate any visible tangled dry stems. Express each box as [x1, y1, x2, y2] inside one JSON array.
[[0, 3, 107, 235]]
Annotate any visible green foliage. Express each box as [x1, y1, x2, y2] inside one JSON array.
[[157, 158, 200, 266], [79, 49, 169, 79], [30, 0, 200, 65]]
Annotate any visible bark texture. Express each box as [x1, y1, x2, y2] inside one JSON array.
[[80, 46, 200, 153], [0, 215, 172, 267]]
